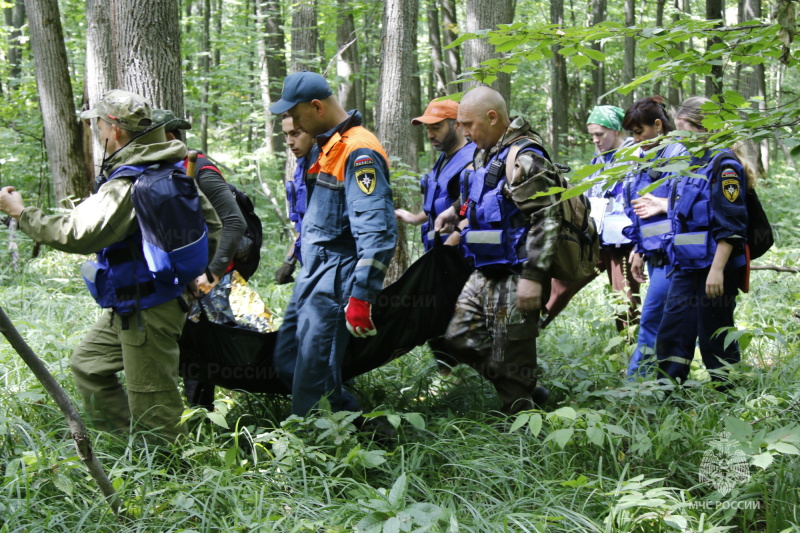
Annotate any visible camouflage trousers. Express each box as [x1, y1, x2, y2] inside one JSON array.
[[442, 269, 543, 414]]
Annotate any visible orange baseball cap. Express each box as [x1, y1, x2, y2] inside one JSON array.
[[412, 98, 459, 125]]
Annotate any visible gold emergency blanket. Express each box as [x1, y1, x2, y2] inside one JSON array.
[[187, 271, 275, 333]]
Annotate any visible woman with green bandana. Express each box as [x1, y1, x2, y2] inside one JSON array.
[[542, 105, 640, 332]]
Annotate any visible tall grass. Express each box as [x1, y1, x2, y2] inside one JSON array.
[[1, 171, 799, 532]]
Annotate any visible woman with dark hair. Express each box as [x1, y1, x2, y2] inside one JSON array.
[[633, 96, 749, 386], [621, 95, 689, 376]]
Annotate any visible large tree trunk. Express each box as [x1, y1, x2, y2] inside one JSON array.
[[622, 0, 636, 109], [290, 0, 319, 73], [463, 0, 514, 104], [85, 0, 116, 175], [335, 0, 363, 112], [377, 0, 419, 282], [24, 0, 89, 203], [427, 0, 448, 98], [5, 0, 26, 84], [258, 0, 287, 156], [551, 0, 569, 158], [705, 0, 724, 98], [590, 0, 606, 105], [738, 0, 768, 176], [200, 0, 211, 153], [109, 0, 183, 114], [653, 0, 667, 97], [668, 0, 684, 106], [439, 0, 461, 87]]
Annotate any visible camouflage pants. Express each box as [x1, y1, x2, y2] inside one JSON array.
[[442, 270, 542, 414]]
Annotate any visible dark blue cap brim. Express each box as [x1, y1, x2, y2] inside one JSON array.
[[269, 99, 297, 115]]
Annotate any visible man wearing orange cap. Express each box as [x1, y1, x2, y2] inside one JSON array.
[[395, 98, 475, 252]]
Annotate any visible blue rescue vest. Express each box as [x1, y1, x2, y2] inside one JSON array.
[[667, 149, 747, 270], [419, 143, 475, 251], [623, 142, 688, 256], [81, 163, 207, 315], [461, 141, 545, 269]]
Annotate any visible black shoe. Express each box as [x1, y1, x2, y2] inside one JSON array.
[[532, 385, 551, 410]]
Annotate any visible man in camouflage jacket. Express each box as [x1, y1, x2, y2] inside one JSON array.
[[435, 86, 561, 414]]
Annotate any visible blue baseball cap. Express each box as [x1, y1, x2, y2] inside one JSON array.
[[269, 72, 333, 115]]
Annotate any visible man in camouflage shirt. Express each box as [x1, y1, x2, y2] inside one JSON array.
[[435, 86, 561, 414]]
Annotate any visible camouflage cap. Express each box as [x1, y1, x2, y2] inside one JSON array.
[[80, 89, 153, 132], [152, 108, 192, 132]]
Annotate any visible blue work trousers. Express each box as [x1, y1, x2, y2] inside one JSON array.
[[628, 262, 670, 377], [273, 250, 360, 415], [656, 266, 742, 383]]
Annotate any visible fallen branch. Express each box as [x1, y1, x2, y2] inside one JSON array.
[[752, 264, 800, 273], [0, 305, 121, 516]]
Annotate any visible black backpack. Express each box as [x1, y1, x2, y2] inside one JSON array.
[[229, 184, 262, 280]]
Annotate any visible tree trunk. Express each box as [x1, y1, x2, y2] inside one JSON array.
[[427, 0, 448, 98], [377, 0, 419, 282], [653, 0, 667, 97], [590, 0, 606, 105], [200, 0, 211, 153], [705, 0, 724, 98], [440, 0, 461, 87], [668, 0, 683, 106], [5, 0, 26, 83], [110, 0, 184, 114], [259, 0, 287, 156], [737, 0, 768, 175], [463, 0, 514, 103], [24, 0, 89, 203], [622, 0, 636, 109], [551, 0, 569, 158], [85, 0, 116, 176], [335, 0, 362, 112], [290, 0, 319, 73]]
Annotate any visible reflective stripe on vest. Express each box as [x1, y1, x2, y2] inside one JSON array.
[[674, 232, 707, 246], [465, 230, 503, 244], [640, 219, 672, 238], [356, 258, 388, 272]]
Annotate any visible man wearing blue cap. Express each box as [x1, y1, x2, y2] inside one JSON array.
[[269, 72, 397, 416]]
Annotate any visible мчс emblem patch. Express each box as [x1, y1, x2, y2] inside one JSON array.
[[722, 171, 740, 203], [356, 168, 377, 194], [354, 155, 374, 167]]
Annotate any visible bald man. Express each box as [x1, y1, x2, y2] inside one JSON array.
[[434, 86, 563, 414]]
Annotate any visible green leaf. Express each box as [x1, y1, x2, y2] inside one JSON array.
[[724, 416, 753, 443], [751, 452, 774, 469], [586, 425, 605, 447], [569, 54, 593, 68], [544, 428, 574, 449], [387, 473, 408, 508], [386, 414, 402, 429], [528, 414, 543, 437], [509, 413, 531, 433], [553, 406, 577, 420], [560, 474, 590, 488], [404, 412, 425, 430], [206, 411, 229, 429], [382, 516, 400, 533], [768, 442, 800, 455]]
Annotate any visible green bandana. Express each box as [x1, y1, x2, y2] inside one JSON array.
[[587, 105, 625, 131]]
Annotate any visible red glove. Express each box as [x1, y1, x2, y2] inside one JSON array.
[[345, 297, 377, 338]]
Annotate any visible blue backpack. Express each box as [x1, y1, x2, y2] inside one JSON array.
[[118, 163, 209, 285]]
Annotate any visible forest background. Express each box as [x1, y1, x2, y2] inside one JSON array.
[[1, 0, 799, 531]]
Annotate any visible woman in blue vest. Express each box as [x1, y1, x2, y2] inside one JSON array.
[[622, 96, 689, 376], [634, 97, 749, 386]]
